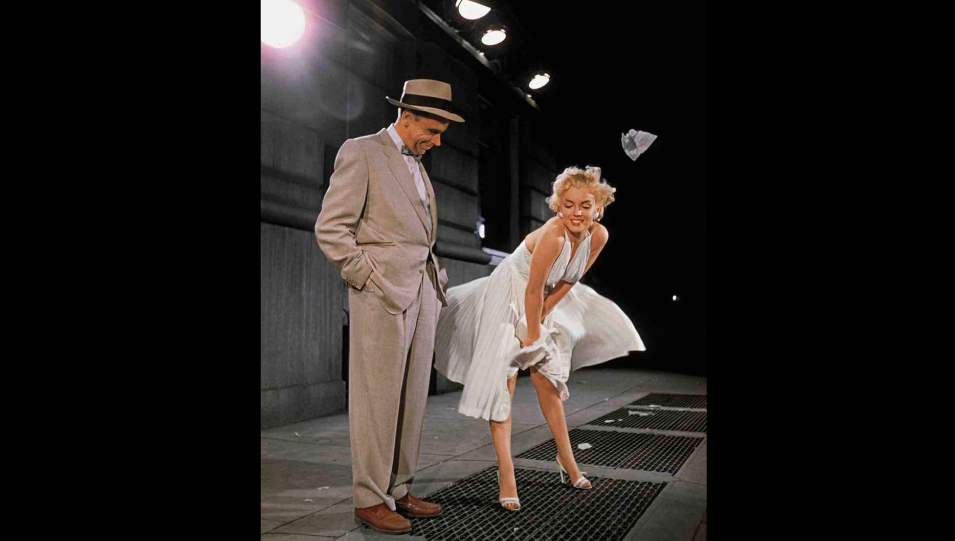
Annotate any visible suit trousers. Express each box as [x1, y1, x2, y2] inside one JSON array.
[[347, 271, 440, 510]]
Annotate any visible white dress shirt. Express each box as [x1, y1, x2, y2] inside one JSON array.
[[387, 124, 431, 213]]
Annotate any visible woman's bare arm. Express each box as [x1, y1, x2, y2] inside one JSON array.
[[539, 224, 609, 321], [523, 222, 565, 345]]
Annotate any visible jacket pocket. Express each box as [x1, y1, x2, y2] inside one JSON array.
[[356, 220, 397, 246]]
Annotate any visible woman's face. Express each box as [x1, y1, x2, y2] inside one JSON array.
[[558, 186, 598, 235]]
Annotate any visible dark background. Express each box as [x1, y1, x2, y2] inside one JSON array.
[[418, 0, 709, 376]]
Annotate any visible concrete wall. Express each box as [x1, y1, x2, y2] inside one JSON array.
[[261, 222, 346, 427], [519, 118, 560, 237]]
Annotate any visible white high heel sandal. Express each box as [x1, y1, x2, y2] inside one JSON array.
[[496, 470, 521, 511], [556, 456, 592, 490]]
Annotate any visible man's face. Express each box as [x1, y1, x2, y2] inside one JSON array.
[[405, 112, 450, 156]]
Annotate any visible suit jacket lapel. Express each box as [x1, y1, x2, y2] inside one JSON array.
[[419, 163, 438, 244], [377, 131, 432, 236]]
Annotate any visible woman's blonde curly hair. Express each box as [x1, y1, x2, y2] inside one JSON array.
[[545, 166, 616, 217]]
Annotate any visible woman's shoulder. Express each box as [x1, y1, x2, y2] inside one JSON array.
[[589, 222, 609, 249], [525, 217, 566, 254]]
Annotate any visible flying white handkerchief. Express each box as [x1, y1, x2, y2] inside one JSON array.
[[621, 129, 657, 161]]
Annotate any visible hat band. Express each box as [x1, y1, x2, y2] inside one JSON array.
[[400, 93, 453, 111]]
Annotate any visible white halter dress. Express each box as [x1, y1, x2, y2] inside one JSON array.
[[433, 228, 645, 422]]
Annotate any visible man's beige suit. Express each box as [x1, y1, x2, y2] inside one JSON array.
[[315, 128, 449, 510]]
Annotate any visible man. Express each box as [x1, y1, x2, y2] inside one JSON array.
[[315, 79, 463, 534]]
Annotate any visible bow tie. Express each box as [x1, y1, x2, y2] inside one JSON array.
[[400, 145, 422, 163]]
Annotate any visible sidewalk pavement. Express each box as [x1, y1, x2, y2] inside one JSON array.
[[261, 366, 707, 540]]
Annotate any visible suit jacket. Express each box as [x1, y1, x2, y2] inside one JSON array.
[[316, 129, 449, 315]]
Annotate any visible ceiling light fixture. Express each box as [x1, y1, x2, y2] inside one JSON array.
[[261, 0, 306, 49], [529, 72, 550, 89], [481, 28, 506, 46], [456, 0, 491, 20]]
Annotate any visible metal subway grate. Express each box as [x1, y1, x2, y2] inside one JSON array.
[[410, 466, 665, 541], [629, 393, 707, 409], [516, 429, 703, 474], [586, 408, 707, 433]]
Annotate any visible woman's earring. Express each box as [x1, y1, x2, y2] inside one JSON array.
[[558, 211, 564, 218], [594, 212, 601, 221]]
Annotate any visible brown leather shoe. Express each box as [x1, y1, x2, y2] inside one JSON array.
[[353, 503, 412, 534], [395, 493, 443, 518]]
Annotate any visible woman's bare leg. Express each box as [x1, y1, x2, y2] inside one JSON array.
[[489, 373, 519, 509], [530, 367, 591, 487]]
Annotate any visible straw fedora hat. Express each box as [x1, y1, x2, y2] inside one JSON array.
[[386, 79, 465, 123]]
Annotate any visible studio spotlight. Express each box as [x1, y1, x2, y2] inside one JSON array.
[[456, 0, 491, 20], [261, 0, 306, 49], [481, 28, 506, 46], [529, 72, 550, 89]]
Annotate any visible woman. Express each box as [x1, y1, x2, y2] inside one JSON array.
[[434, 166, 645, 511]]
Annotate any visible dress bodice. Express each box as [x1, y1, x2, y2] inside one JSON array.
[[512, 228, 592, 288]]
